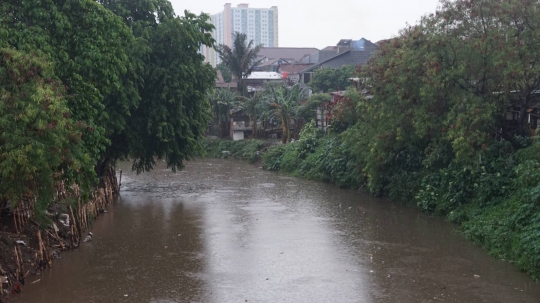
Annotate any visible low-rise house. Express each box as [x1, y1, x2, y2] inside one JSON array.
[[215, 70, 237, 90], [278, 63, 315, 85], [256, 47, 319, 63], [244, 71, 285, 94], [230, 109, 253, 140], [254, 58, 290, 72], [299, 44, 350, 64], [298, 38, 378, 90]]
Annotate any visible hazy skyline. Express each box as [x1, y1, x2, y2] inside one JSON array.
[[169, 0, 441, 49]]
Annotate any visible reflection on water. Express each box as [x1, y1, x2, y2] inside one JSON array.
[[16, 159, 540, 303]]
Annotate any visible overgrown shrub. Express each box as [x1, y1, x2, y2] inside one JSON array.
[[461, 158, 540, 280], [203, 138, 265, 163], [261, 143, 289, 171]]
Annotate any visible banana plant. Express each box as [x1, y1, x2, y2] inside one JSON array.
[[262, 84, 305, 143]]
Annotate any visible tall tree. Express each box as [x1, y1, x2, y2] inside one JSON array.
[[0, 0, 139, 179], [341, 0, 540, 197], [262, 84, 305, 143], [217, 32, 263, 95], [98, 0, 216, 172]]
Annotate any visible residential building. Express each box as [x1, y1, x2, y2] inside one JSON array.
[[230, 109, 253, 140], [278, 63, 315, 84], [215, 70, 237, 90], [253, 47, 319, 72], [297, 38, 379, 91], [207, 3, 279, 66], [244, 71, 285, 93], [256, 47, 319, 63]]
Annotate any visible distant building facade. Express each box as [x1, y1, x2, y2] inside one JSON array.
[[297, 38, 379, 90], [206, 3, 279, 66]]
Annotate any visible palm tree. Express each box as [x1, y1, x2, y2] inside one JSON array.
[[216, 32, 263, 95], [239, 92, 264, 138], [209, 88, 239, 138], [262, 84, 305, 143]]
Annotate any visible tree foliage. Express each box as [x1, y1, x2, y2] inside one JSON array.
[[339, 0, 540, 197], [240, 92, 264, 138], [297, 93, 331, 122], [0, 0, 217, 216], [217, 62, 233, 83], [262, 84, 305, 143], [0, 49, 94, 205], [0, 0, 139, 176], [209, 88, 239, 138], [309, 65, 356, 93], [97, 0, 216, 172], [217, 32, 263, 95]]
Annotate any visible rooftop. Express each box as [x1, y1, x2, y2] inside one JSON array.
[[257, 47, 319, 62], [246, 72, 283, 80], [279, 63, 315, 74]]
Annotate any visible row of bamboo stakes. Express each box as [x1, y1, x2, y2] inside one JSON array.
[[3, 166, 120, 298]]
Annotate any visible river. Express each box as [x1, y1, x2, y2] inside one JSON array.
[[15, 158, 540, 302]]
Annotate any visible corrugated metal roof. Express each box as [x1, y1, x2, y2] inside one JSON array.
[[246, 72, 283, 80], [257, 47, 319, 62]]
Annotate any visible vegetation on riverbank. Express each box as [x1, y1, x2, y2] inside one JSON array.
[[0, 0, 214, 298], [206, 0, 540, 281]]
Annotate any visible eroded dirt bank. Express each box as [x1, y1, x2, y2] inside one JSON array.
[[0, 166, 119, 302]]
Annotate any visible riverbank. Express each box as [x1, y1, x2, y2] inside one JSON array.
[[0, 167, 118, 302], [203, 136, 540, 281]]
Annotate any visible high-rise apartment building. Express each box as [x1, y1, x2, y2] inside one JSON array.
[[205, 3, 279, 66]]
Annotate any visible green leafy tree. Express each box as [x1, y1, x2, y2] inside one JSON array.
[[297, 93, 331, 122], [217, 62, 233, 83], [209, 89, 239, 138], [98, 0, 216, 172], [0, 49, 94, 210], [309, 65, 356, 93], [262, 84, 305, 143], [342, 0, 540, 196], [1, 0, 139, 178], [217, 32, 263, 95]]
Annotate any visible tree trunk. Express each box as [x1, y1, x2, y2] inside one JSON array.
[[220, 119, 230, 139], [237, 79, 244, 95], [517, 97, 530, 137], [94, 158, 110, 179], [251, 115, 258, 139]]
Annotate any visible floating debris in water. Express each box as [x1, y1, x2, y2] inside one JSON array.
[[83, 232, 93, 243]]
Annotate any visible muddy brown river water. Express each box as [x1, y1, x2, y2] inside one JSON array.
[[15, 158, 540, 302]]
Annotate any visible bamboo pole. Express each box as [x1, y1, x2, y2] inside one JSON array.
[[68, 205, 79, 246], [13, 210, 19, 234], [50, 226, 64, 250], [37, 231, 44, 263], [14, 246, 20, 281]]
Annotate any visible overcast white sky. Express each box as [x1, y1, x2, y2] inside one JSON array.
[[169, 0, 441, 49]]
